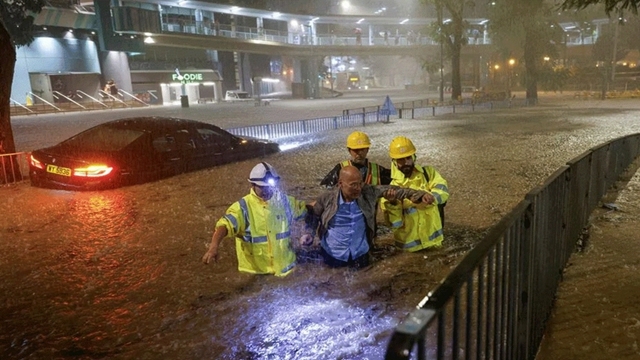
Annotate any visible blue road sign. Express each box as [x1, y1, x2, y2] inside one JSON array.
[[379, 95, 397, 116]]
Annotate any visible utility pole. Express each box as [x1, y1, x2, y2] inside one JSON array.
[[611, 8, 622, 83]]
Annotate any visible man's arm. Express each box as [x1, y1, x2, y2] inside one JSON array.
[[372, 185, 433, 205], [319, 163, 342, 187], [202, 225, 229, 264], [379, 165, 392, 185]]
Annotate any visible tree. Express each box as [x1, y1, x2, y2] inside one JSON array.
[[488, 0, 556, 103], [422, 0, 473, 102], [0, 0, 46, 156], [561, 0, 639, 13]]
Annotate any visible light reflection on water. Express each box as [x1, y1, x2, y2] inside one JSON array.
[[218, 286, 397, 359]]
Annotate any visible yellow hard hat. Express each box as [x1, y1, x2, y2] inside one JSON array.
[[346, 131, 371, 149], [389, 136, 416, 159]]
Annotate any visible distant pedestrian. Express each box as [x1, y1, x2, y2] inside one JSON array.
[[104, 79, 118, 101], [384, 31, 389, 45]]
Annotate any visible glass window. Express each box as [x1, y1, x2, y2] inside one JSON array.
[[195, 127, 230, 147], [62, 126, 144, 152]]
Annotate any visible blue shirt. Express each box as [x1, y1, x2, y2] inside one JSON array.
[[321, 192, 369, 261]]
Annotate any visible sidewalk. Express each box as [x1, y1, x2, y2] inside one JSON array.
[[536, 167, 640, 359]]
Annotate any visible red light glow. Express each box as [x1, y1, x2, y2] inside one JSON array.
[[73, 165, 114, 177]]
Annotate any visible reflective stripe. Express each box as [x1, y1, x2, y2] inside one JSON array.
[[433, 192, 443, 204], [276, 230, 291, 240], [281, 193, 293, 225], [397, 240, 421, 249], [391, 220, 403, 228], [429, 228, 444, 241], [369, 162, 380, 185], [239, 198, 251, 242], [405, 207, 417, 215], [251, 236, 268, 243], [434, 184, 448, 192], [223, 214, 238, 233], [280, 261, 296, 274]]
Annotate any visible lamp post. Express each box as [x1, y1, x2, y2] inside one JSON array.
[[508, 58, 515, 97]]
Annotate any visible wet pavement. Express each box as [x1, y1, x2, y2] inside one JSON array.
[[2, 94, 640, 359]]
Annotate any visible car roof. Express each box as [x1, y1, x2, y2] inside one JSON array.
[[103, 117, 223, 132]]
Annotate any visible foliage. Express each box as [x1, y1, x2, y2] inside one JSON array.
[[591, 23, 629, 62], [0, 0, 47, 46], [538, 64, 573, 91], [561, 0, 639, 14]]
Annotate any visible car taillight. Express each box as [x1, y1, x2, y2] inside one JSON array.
[[30, 155, 44, 169], [73, 165, 113, 177]]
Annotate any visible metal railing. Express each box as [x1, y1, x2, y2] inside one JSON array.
[[226, 98, 534, 141], [384, 133, 640, 360], [0, 152, 30, 186]]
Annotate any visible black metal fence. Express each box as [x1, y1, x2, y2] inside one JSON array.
[[384, 133, 640, 360]]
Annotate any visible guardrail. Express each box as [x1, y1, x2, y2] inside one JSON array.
[[384, 133, 640, 360], [0, 152, 30, 186]]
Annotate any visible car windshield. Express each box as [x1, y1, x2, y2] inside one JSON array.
[[62, 126, 145, 151], [236, 92, 250, 99]]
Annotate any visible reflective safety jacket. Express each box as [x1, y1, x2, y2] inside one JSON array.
[[319, 159, 391, 187], [216, 189, 308, 276], [380, 164, 449, 251]]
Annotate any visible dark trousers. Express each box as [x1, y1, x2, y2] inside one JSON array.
[[320, 247, 370, 269]]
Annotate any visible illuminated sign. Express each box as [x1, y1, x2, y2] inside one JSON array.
[[171, 72, 204, 84], [349, 77, 359, 81]]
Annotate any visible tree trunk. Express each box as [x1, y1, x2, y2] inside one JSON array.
[[523, 28, 539, 103], [450, 43, 462, 101], [0, 22, 22, 184], [521, 0, 542, 104], [0, 22, 17, 155]]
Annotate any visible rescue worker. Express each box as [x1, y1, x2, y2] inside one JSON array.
[[308, 166, 431, 268], [202, 162, 309, 276], [380, 136, 449, 251], [320, 131, 391, 187]]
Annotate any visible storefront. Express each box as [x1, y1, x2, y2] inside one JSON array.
[[130, 69, 223, 105]]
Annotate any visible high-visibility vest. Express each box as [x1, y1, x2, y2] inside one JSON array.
[[340, 160, 381, 185], [216, 189, 307, 276], [381, 164, 449, 251]]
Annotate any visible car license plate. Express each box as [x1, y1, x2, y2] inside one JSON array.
[[46, 164, 72, 177]]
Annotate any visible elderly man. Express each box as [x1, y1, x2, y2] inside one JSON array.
[[202, 162, 309, 277], [381, 136, 449, 251], [309, 165, 432, 268], [320, 131, 391, 187]]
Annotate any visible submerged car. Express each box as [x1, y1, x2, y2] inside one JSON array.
[[224, 90, 252, 102], [28, 117, 280, 190]]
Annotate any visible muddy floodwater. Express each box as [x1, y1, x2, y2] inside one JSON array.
[[2, 98, 640, 359]]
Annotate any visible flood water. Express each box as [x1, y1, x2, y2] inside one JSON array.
[[2, 98, 640, 359]]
